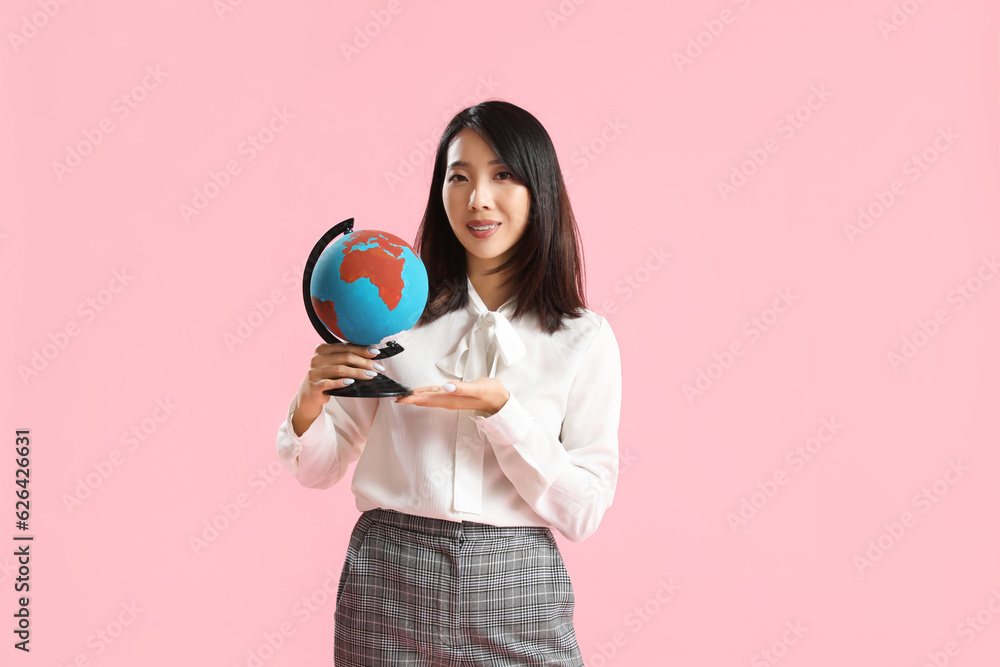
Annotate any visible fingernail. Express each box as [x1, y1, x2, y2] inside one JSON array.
[[443, 383, 456, 392], [373, 362, 386, 372], [364, 370, 377, 377], [368, 347, 379, 356], [343, 378, 355, 385]]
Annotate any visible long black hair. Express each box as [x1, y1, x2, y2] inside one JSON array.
[[413, 100, 587, 335]]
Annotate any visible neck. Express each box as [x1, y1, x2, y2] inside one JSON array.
[[466, 255, 512, 312]]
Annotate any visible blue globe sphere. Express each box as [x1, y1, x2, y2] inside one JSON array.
[[309, 229, 428, 345]]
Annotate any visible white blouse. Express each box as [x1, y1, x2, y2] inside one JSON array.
[[275, 276, 622, 542]]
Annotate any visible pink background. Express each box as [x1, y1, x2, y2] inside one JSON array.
[[2, 0, 999, 665]]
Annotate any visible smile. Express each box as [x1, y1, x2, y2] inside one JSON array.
[[466, 222, 501, 239]]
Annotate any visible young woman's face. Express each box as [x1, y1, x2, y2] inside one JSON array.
[[442, 128, 530, 272]]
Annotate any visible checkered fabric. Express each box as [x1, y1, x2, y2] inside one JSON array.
[[334, 508, 584, 666]]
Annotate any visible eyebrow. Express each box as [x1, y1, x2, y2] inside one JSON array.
[[447, 159, 504, 169]]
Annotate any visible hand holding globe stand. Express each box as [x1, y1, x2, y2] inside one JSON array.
[[302, 218, 429, 398]]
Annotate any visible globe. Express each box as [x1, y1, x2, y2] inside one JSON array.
[[309, 227, 428, 346]]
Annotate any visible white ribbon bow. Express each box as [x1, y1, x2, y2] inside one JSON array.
[[433, 277, 526, 514]]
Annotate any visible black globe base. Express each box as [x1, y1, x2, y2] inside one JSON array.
[[323, 373, 413, 398]]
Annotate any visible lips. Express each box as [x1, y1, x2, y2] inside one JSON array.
[[466, 220, 501, 239], [467, 220, 501, 230]]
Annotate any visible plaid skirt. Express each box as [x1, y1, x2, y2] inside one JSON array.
[[333, 508, 584, 666]]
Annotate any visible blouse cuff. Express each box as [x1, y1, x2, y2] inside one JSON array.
[[288, 401, 333, 449], [470, 392, 531, 445], [470, 393, 572, 486]]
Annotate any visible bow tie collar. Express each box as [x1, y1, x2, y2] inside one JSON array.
[[435, 277, 526, 380]]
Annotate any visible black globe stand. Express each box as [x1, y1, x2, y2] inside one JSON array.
[[302, 218, 414, 398]]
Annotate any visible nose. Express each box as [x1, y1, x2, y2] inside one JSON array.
[[468, 182, 494, 210]]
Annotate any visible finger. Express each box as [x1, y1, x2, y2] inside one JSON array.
[[314, 342, 349, 354], [308, 361, 379, 383], [312, 353, 383, 377], [397, 391, 443, 403], [313, 378, 355, 391], [320, 377, 355, 386], [315, 343, 380, 358], [398, 395, 444, 408], [396, 392, 475, 410], [409, 383, 456, 394], [315, 350, 376, 367]]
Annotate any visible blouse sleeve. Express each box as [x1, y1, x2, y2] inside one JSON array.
[[471, 316, 622, 542], [275, 389, 380, 490]]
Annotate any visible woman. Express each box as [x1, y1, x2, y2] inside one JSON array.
[[276, 100, 622, 665]]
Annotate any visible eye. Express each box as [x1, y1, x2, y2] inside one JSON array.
[[446, 173, 467, 182], [496, 171, 514, 180]]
